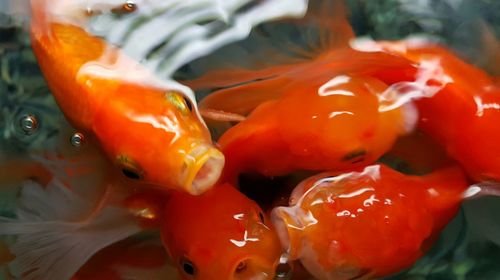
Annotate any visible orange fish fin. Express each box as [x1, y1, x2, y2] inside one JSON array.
[[0, 179, 141, 280], [199, 77, 288, 116], [185, 62, 298, 91], [199, 108, 246, 122], [0, 160, 52, 186], [181, 0, 353, 93]]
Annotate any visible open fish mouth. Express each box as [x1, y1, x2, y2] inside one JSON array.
[[182, 144, 225, 195]]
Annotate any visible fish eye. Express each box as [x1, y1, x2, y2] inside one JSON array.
[[258, 211, 265, 223], [122, 168, 142, 180], [117, 155, 144, 180], [166, 92, 193, 114], [180, 258, 197, 276]]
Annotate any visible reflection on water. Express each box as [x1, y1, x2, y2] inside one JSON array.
[[1, 0, 500, 279]]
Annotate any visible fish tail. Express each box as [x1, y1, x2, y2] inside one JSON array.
[[30, 0, 48, 34], [0, 159, 52, 186], [185, 0, 354, 117], [304, 0, 354, 53], [0, 179, 141, 280]]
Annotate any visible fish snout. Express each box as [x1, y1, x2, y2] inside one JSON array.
[[181, 144, 225, 195]]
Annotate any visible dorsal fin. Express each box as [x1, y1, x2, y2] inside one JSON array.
[[183, 0, 355, 118], [301, 0, 354, 54]]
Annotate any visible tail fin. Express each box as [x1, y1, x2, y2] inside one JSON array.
[[30, 0, 49, 36], [112, 239, 180, 280], [0, 179, 141, 280], [185, 0, 354, 118]]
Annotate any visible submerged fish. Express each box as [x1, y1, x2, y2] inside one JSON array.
[[29, 0, 224, 195], [0, 155, 166, 280], [189, 1, 417, 181], [161, 183, 284, 280], [355, 40, 500, 182], [272, 164, 471, 280]]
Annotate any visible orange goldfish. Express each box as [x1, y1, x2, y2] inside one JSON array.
[[161, 183, 284, 280], [190, 2, 417, 181], [358, 40, 500, 182], [272, 164, 470, 280], [0, 155, 166, 280], [29, 0, 224, 194]]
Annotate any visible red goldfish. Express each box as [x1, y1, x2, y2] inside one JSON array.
[[161, 183, 284, 280], [73, 237, 180, 280], [354, 39, 500, 182], [272, 164, 469, 280], [191, 2, 417, 181], [29, 0, 224, 194]]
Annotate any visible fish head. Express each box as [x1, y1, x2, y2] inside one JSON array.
[[93, 85, 224, 195], [161, 183, 283, 280]]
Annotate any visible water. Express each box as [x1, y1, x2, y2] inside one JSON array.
[[1, 0, 500, 279]]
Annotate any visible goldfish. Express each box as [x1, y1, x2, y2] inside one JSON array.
[[161, 183, 285, 280], [271, 164, 470, 280], [189, 1, 417, 182], [72, 236, 180, 280], [29, 0, 224, 194], [0, 153, 166, 280], [354, 39, 500, 182]]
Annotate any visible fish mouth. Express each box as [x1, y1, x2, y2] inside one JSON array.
[[182, 145, 225, 195]]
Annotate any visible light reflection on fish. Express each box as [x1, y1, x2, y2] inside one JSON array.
[[30, 0, 224, 195]]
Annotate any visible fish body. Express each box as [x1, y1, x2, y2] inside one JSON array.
[[363, 41, 500, 182], [29, 0, 224, 194], [216, 55, 415, 181], [192, 1, 418, 182], [161, 183, 283, 280], [272, 164, 468, 280]]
